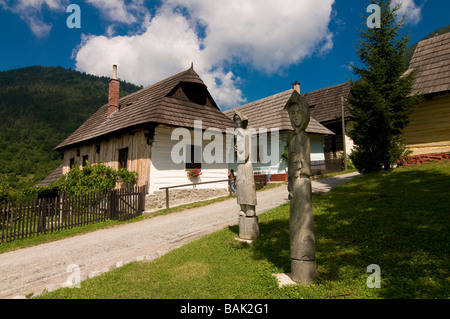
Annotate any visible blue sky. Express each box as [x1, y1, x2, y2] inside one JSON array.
[[0, 0, 448, 110]]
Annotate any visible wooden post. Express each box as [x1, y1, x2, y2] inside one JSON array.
[[138, 186, 142, 213], [140, 185, 146, 213], [6, 203, 11, 242], [61, 193, 67, 227], [109, 190, 117, 220], [21, 201, 25, 239], [1, 204, 5, 243], [341, 96, 348, 171], [12, 202, 16, 240], [108, 191, 112, 219], [165, 188, 170, 210], [37, 198, 47, 234]]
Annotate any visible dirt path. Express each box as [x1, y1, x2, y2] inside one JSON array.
[[0, 172, 359, 299]]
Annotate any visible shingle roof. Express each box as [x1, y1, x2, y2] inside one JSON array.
[[304, 82, 353, 124], [34, 165, 62, 187], [223, 89, 334, 135], [407, 32, 450, 95], [54, 67, 234, 151]]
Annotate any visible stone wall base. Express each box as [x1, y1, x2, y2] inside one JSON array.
[[144, 188, 230, 212], [398, 152, 450, 166]]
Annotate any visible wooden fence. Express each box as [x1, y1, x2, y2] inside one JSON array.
[[253, 174, 268, 190], [0, 185, 146, 244], [159, 179, 233, 209], [311, 159, 344, 175]]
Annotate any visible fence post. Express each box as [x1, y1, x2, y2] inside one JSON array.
[[138, 186, 141, 213], [143, 186, 146, 212], [1, 204, 5, 243], [165, 188, 170, 210], [37, 197, 47, 234], [108, 190, 113, 219], [109, 189, 118, 220]]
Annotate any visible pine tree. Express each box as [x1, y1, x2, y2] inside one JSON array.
[[348, 0, 421, 173]]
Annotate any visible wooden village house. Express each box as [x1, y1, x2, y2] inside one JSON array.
[[223, 82, 335, 181], [288, 31, 450, 167], [304, 82, 354, 160], [402, 32, 450, 163], [309, 32, 450, 166], [40, 65, 236, 211]]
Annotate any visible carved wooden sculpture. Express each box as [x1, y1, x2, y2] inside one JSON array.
[[234, 110, 259, 240], [285, 91, 316, 284]]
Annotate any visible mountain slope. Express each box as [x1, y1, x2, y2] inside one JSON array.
[[0, 66, 142, 192]]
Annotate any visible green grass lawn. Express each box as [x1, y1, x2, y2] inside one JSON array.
[[38, 162, 449, 299]]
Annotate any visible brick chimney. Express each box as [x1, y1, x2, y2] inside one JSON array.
[[292, 81, 300, 94], [107, 65, 120, 117]]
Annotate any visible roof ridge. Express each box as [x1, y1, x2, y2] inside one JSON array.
[[116, 66, 199, 103], [407, 31, 450, 95], [54, 66, 231, 150], [226, 81, 351, 113], [301, 82, 350, 95], [416, 32, 450, 48], [225, 88, 293, 112]]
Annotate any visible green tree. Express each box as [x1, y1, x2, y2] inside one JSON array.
[[348, 0, 421, 173]]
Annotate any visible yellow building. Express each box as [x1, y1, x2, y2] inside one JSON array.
[[403, 32, 450, 161]]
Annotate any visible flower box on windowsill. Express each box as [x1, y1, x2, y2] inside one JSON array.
[[187, 168, 202, 179]]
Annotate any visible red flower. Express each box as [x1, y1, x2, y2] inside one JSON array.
[[187, 168, 202, 178]]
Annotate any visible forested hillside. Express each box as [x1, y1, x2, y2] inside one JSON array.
[[0, 66, 142, 196]]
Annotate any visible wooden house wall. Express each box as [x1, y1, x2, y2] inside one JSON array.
[[323, 121, 354, 159], [404, 92, 450, 155], [149, 125, 229, 194], [61, 129, 151, 188], [228, 132, 326, 175]]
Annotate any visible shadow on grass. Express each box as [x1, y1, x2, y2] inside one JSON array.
[[249, 163, 449, 298], [251, 219, 291, 272]]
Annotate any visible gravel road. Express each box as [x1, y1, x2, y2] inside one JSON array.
[[0, 172, 359, 299]]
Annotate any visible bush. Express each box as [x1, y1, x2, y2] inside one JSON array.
[[50, 162, 138, 196], [349, 146, 383, 173], [388, 136, 413, 166], [0, 183, 12, 204], [339, 153, 355, 170], [280, 145, 289, 164]]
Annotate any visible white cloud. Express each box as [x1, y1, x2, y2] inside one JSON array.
[[201, 69, 245, 108], [1, 0, 336, 107], [85, 0, 147, 24], [169, 0, 334, 74], [76, 7, 201, 85], [1, 0, 148, 37], [341, 61, 354, 71], [0, 0, 68, 37], [75, 5, 245, 107], [391, 0, 423, 25], [74, 0, 335, 108]]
